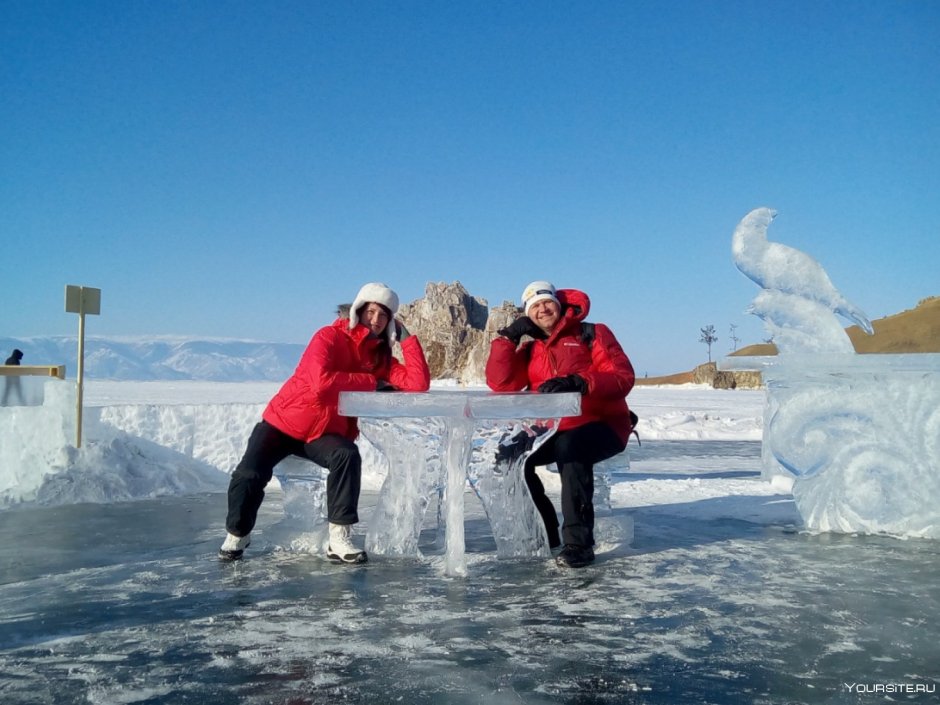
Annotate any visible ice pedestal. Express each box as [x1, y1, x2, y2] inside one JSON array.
[[0, 380, 75, 502], [721, 353, 940, 538], [544, 448, 632, 517], [0, 375, 47, 407], [339, 391, 580, 576], [537, 447, 633, 545], [356, 417, 442, 557], [468, 421, 560, 559], [269, 458, 330, 553]]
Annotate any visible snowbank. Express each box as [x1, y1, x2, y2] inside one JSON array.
[[0, 380, 398, 507]]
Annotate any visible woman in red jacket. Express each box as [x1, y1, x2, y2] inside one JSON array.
[[221, 282, 431, 564], [486, 281, 635, 568]]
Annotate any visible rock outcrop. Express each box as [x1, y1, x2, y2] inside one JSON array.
[[692, 362, 763, 389], [396, 282, 519, 384]]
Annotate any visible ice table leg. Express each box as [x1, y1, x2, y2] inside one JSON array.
[[363, 418, 443, 557], [443, 418, 473, 577], [358, 415, 475, 574]]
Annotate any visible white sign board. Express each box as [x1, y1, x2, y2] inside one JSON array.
[[65, 285, 101, 315]]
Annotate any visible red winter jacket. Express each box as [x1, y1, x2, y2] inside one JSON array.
[[485, 289, 636, 445], [263, 317, 431, 443]]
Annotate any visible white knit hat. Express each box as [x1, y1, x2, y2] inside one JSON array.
[[521, 280, 559, 315], [349, 282, 400, 344]]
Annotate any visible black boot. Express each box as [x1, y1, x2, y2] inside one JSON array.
[[555, 544, 595, 569]]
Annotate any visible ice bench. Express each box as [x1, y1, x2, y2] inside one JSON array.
[[268, 435, 633, 558]]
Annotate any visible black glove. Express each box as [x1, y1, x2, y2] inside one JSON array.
[[497, 317, 543, 345], [538, 374, 588, 394], [395, 320, 411, 342], [375, 379, 398, 392], [494, 425, 549, 473]]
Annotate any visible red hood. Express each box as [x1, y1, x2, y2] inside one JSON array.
[[556, 288, 591, 331]]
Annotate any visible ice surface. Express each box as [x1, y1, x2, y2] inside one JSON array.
[[3, 451, 939, 704], [14, 381, 940, 700], [727, 208, 940, 539]]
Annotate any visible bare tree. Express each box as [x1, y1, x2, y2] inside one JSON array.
[[700, 325, 718, 363], [729, 323, 740, 352]]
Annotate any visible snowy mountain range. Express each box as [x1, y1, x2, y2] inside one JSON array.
[[0, 336, 306, 381], [6, 296, 936, 383]]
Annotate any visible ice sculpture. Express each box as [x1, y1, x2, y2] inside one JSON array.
[[268, 458, 331, 554], [468, 421, 558, 557], [338, 390, 580, 576], [723, 207, 940, 538], [731, 207, 873, 336]]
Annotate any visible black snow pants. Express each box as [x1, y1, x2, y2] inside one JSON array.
[[523, 421, 626, 549], [225, 420, 362, 537]]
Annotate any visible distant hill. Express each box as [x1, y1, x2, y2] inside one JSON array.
[[0, 336, 305, 381], [638, 296, 940, 386], [731, 295, 940, 358], [635, 370, 695, 386]]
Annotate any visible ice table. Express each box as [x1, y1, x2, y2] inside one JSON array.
[[338, 390, 580, 576]]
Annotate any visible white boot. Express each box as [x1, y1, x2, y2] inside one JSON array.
[[219, 532, 250, 561], [327, 523, 367, 564]]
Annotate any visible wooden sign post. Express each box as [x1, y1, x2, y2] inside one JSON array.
[[65, 285, 101, 447]]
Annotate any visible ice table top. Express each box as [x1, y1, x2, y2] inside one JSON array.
[[719, 352, 940, 373], [338, 390, 581, 419]]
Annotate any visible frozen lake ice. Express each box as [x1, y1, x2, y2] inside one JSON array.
[[2, 437, 938, 704]]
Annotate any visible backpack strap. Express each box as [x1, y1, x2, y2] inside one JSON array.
[[580, 322, 595, 348], [581, 322, 640, 445]]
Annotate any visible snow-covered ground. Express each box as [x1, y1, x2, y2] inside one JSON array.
[[1, 381, 937, 703]]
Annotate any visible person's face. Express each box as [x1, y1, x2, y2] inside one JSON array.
[[527, 299, 561, 333], [359, 303, 390, 337]]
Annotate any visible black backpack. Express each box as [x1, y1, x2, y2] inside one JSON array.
[[577, 323, 641, 445]]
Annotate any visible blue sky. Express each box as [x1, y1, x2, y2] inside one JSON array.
[[2, 1, 938, 375]]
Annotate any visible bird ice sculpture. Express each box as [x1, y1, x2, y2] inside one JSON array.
[[732, 207, 874, 345], [727, 208, 939, 540]]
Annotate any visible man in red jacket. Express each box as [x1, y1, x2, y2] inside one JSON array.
[[486, 281, 635, 568], [221, 282, 431, 564]]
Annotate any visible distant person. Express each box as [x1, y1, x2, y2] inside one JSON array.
[[486, 281, 636, 569], [221, 283, 431, 563], [2, 348, 25, 406]]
